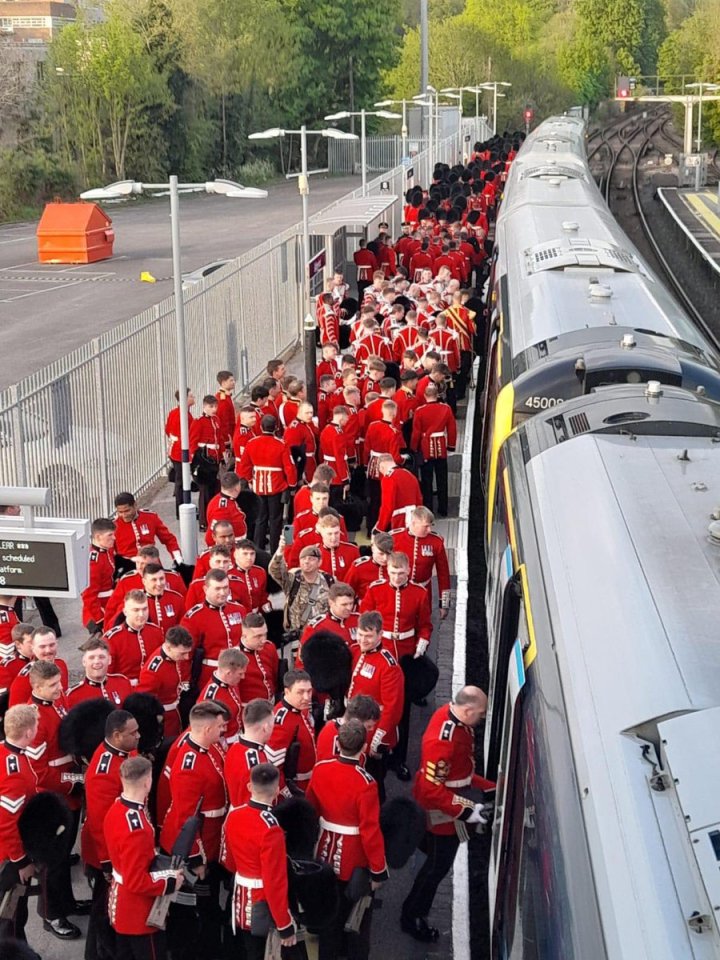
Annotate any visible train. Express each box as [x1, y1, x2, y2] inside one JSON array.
[[481, 118, 720, 959]]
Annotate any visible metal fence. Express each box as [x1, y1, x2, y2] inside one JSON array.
[[0, 132, 467, 521]]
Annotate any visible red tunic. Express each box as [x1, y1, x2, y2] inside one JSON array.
[[359, 580, 432, 660], [392, 326, 421, 363], [297, 612, 359, 667], [346, 556, 386, 601], [392, 529, 451, 608], [318, 541, 359, 582], [316, 299, 341, 346], [306, 757, 388, 882], [204, 494, 247, 546], [293, 510, 348, 544], [193, 413, 223, 462], [319, 422, 350, 485], [136, 647, 191, 739], [0, 606, 19, 660], [237, 434, 297, 495], [348, 645, 405, 750], [363, 420, 402, 477], [411, 401, 457, 460], [222, 801, 295, 937], [232, 422, 256, 462], [105, 622, 164, 686], [445, 305, 476, 353], [160, 735, 227, 864], [26, 695, 81, 804], [413, 704, 495, 836], [0, 740, 37, 864], [82, 740, 133, 869], [284, 420, 320, 483], [232, 565, 270, 613], [199, 674, 244, 743], [237, 642, 279, 704], [427, 327, 460, 372], [104, 797, 178, 935], [9, 657, 69, 707], [81, 546, 116, 629], [181, 600, 246, 685], [354, 333, 392, 367], [225, 737, 277, 808], [103, 569, 186, 631], [113, 510, 180, 562], [144, 588, 185, 635], [165, 406, 197, 463], [392, 387, 419, 428], [353, 248, 379, 283], [376, 467, 422, 532], [67, 674, 133, 709], [215, 390, 236, 448], [0, 653, 31, 696], [266, 699, 316, 790]]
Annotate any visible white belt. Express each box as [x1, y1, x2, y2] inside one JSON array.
[[429, 432, 445, 438], [446, 775, 473, 788], [112, 870, 123, 884], [319, 817, 360, 836], [98, 590, 113, 598], [256, 466, 282, 472], [48, 754, 73, 767], [202, 658, 219, 667], [324, 455, 337, 461], [163, 700, 179, 711], [369, 451, 382, 458], [383, 629, 414, 641], [202, 443, 220, 450], [392, 504, 417, 517], [235, 874, 263, 889], [203, 806, 227, 819], [168, 434, 179, 442], [295, 771, 312, 782]]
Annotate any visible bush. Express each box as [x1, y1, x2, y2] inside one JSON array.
[[232, 158, 276, 186], [0, 147, 78, 222]]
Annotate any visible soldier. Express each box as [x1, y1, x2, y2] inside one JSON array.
[[401, 687, 494, 943], [165, 388, 197, 517], [269, 544, 334, 643], [411, 384, 457, 517], [185, 547, 234, 608], [284, 401, 320, 483], [346, 532, 393, 601], [278, 380, 307, 433], [0, 622, 34, 697], [237, 613, 279, 704], [363, 400, 403, 532], [316, 291, 341, 345], [67, 637, 133, 708], [297, 582, 357, 666], [104, 756, 183, 960], [192, 395, 223, 530], [319, 405, 351, 506], [222, 764, 296, 959], [104, 546, 187, 630], [347, 612, 405, 797], [192, 522, 237, 580], [0, 705, 39, 942], [9, 627, 69, 707], [81, 518, 117, 634], [105, 591, 163, 687], [266, 669, 316, 792], [293, 463, 335, 517], [237, 414, 297, 553], [136, 626, 193, 738], [306, 720, 388, 960], [313, 514, 359, 582], [315, 694, 380, 763], [141, 563, 185, 634], [181, 569, 246, 686], [215, 370, 237, 456], [428, 312, 460, 375], [232, 540, 272, 613], [375, 453, 423, 533], [82, 710, 141, 960], [0, 594, 20, 660], [203, 472, 247, 547], [224, 699, 290, 808], [113, 493, 182, 576], [393, 507, 452, 615], [353, 239, 378, 299], [445, 291, 476, 400], [198, 647, 248, 744]]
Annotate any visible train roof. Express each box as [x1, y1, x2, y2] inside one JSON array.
[[515, 384, 720, 958]]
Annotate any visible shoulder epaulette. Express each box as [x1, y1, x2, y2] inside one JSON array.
[[380, 649, 398, 667], [147, 656, 163, 672], [184, 603, 204, 618]]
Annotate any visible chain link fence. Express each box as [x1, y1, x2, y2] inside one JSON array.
[[0, 132, 472, 520]]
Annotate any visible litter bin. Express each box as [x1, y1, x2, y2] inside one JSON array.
[[36, 201, 115, 264]]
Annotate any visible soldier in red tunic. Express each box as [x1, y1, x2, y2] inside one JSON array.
[[198, 646, 248, 744], [141, 564, 186, 635], [401, 687, 494, 943], [306, 720, 388, 959], [81, 518, 117, 633], [103, 547, 186, 632], [232, 540, 271, 613], [363, 400, 403, 531], [83, 710, 141, 960], [314, 694, 380, 764], [180, 570, 246, 686], [214, 370, 236, 456], [165, 388, 197, 517], [237, 613, 279, 705], [319, 405, 351, 501], [113, 493, 182, 575], [284, 401, 320, 484], [266, 669, 315, 792], [224, 698, 293, 808], [410, 383, 457, 517], [222, 763, 296, 959], [237, 414, 297, 552], [297, 582, 358, 666], [105, 590, 164, 687], [0, 595, 20, 661], [0, 705, 39, 941], [203, 472, 247, 547], [0, 622, 33, 696], [346, 532, 393, 601], [376, 454, 422, 533], [393, 506, 452, 615], [191, 395, 224, 530], [136, 626, 193, 739], [104, 756, 183, 960], [67, 637, 132, 708], [9, 627, 68, 707]]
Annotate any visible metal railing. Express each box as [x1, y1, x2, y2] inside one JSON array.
[[0, 132, 466, 520]]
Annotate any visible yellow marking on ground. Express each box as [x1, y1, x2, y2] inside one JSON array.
[[683, 191, 720, 237]]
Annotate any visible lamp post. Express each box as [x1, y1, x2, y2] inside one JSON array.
[[375, 99, 411, 161], [686, 82, 720, 152], [324, 109, 402, 195], [248, 126, 357, 406], [413, 95, 434, 165], [440, 90, 464, 159], [480, 81, 512, 136], [80, 177, 267, 563]]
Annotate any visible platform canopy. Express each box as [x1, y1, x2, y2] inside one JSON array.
[[309, 195, 398, 235]]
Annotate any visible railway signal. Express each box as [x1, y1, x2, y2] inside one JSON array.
[[617, 76, 631, 99], [523, 106, 534, 134]]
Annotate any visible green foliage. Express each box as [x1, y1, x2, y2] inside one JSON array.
[[233, 158, 276, 185], [0, 147, 77, 221]]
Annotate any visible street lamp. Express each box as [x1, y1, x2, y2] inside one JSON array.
[[480, 81, 512, 136], [686, 82, 720, 151], [248, 126, 357, 405], [375, 99, 412, 160], [413, 94, 434, 165], [324, 109, 402, 196], [439, 90, 464, 157], [80, 177, 267, 563]]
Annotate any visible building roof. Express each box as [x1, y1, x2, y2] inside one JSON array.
[[0, 2, 76, 15]]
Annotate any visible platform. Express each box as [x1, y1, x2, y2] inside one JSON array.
[[657, 186, 720, 276]]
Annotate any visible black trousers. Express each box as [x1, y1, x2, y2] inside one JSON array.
[[456, 350, 473, 400], [401, 831, 460, 921], [365, 477, 381, 534], [170, 460, 184, 518], [39, 808, 79, 920], [115, 931, 167, 960], [365, 752, 389, 804], [85, 867, 114, 960], [393, 696, 413, 765], [254, 493, 284, 553], [236, 931, 307, 960], [198, 473, 220, 527], [319, 880, 372, 960], [420, 458, 449, 517]]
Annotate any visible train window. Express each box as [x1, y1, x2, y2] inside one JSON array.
[[480, 330, 500, 483], [486, 574, 521, 780]]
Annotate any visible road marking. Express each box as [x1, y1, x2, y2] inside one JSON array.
[[0, 279, 86, 302], [684, 192, 720, 237], [0, 236, 33, 245]]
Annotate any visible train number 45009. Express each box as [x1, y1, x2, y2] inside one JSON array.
[[524, 396, 564, 409]]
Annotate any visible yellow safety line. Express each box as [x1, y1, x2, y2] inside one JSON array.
[[683, 191, 720, 237]]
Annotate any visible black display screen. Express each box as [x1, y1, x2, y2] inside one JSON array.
[[0, 537, 69, 591]]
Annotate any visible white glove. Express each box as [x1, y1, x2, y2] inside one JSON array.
[[466, 803, 490, 825], [172, 550, 184, 566], [414, 639, 429, 659], [370, 729, 386, 755]]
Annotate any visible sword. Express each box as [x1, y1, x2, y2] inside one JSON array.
[[147, 796, 203, 929]]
